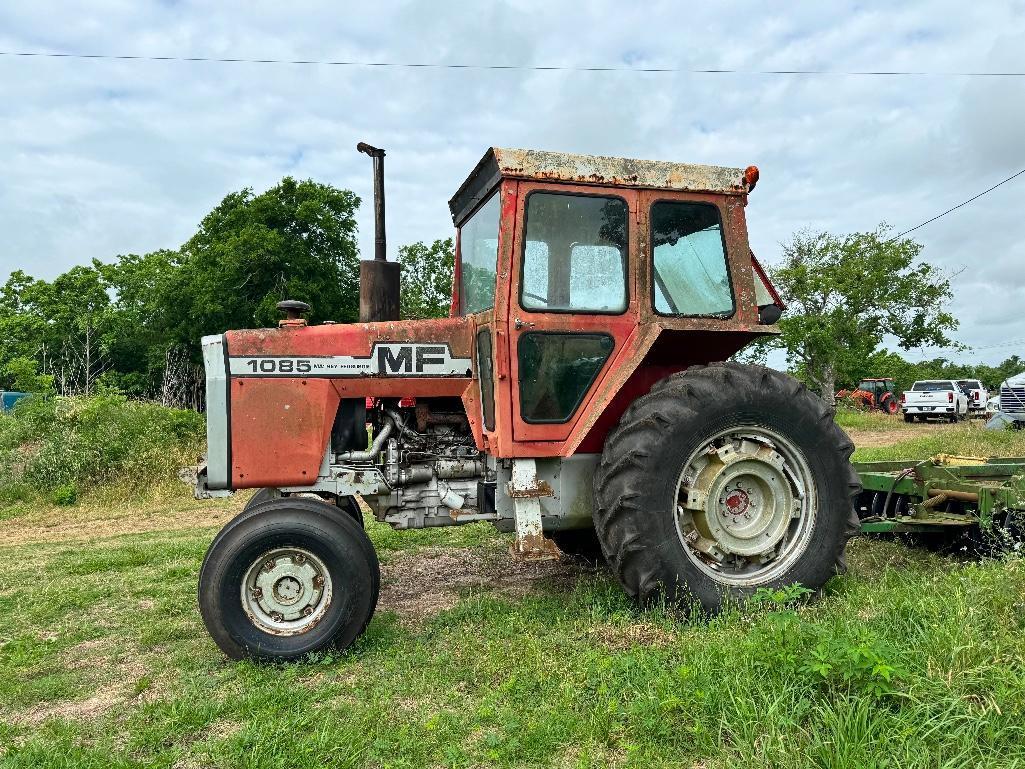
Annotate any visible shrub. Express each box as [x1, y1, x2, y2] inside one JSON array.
[[51, 483, 77, 506], [0, 393, 204, 501]]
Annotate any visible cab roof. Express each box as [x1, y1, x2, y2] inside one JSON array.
[[449, 147, 750, 226]]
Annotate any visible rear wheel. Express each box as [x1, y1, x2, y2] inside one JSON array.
[[593, 363, 859, 612], [199, 497, 379, 661]]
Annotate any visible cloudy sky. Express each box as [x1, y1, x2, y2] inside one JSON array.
[[2, 1, 1023, 365]]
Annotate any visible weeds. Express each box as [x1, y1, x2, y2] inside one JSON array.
[[0, 392, 204, 504], [834, 405, 913, 431]]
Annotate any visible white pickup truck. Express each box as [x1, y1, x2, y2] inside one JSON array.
[[901, 380, 969, 423], [957, 379, 989, 415]]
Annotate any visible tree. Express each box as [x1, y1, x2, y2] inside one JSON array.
[[160, 177, 362, 349], [770, 225, 958, 404], [0, 266, 117, 394], [96, 250, 180, 397], [398, 238, 454, 320]]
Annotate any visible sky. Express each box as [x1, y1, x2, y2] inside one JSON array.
[[1, 1, 1024, 366]]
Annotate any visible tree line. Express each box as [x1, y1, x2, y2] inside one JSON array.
[[2, 176, 1016, 407], [0, 177, 452, 404]]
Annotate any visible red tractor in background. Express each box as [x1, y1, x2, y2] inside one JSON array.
[[837, 378, 901, 415], [191, 146, 860, 661]]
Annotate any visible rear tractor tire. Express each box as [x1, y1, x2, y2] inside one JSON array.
[[199, 497, 379, 661], [593, 362, 860, 614]]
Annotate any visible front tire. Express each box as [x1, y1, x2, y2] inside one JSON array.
[[199, 497, 379, 661], [593, 363, 859, 613], [244, 488, 365, 526]]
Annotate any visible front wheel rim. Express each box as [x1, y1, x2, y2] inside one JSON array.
[[240, 547, 333, 636], [674, 426, 818, 586]]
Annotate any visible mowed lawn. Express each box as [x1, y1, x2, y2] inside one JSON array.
[[3, 419, 1025, 768]]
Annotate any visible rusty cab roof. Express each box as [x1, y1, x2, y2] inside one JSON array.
[[448, 147, 750, 226]]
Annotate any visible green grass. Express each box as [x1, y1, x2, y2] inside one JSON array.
[[834, 406, 913, 431], [850, 422, 1025, 462], [3, 414, 1025, 767], [2, 521, 1024, 768]]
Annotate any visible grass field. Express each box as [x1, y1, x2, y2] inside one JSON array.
[[3, 418, 1025, 768]]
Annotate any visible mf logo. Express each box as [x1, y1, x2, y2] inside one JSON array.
[[376, 344, 448, 374]]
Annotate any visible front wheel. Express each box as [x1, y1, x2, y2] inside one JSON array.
[[593, 363, 860, 613], [199, 497, 379, 661], [244, 488, 365, 526]]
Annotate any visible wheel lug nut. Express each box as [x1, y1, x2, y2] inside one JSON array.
[[252, 587, 263, 598], [294, 554, 306, 565], [313, 575, 324, 588], [271, 611, 284, 622], [302, 606, 313, 616], [263, 560, 275, 572]]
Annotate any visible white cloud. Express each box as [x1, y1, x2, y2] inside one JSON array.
[[0, 0, 1023, 365]]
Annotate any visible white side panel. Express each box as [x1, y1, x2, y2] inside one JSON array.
[[201, 334, 230, 490]]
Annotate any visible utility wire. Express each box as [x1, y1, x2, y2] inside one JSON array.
[[2, 49, 1025, 77], [890, 167, 1025, 241], [906, 337, 1025, 358]]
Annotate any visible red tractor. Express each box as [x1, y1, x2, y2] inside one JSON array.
[[191, 146, 859, 660], [837, 378, 901, 415]]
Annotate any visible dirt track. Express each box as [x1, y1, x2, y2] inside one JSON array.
[[845, 421, 948, 449]]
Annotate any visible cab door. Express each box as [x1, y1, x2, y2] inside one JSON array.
[[507, 182, 640, 445]]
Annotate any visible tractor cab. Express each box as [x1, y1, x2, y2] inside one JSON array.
[[857, 378, 897, 398], [447, 148, 783, 456]]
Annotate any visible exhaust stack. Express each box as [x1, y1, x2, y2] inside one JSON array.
[[356, 142, 400, 322]]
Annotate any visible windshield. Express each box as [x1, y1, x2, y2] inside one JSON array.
[[912, 381, 953, 392], [459, 192, 501, 315]]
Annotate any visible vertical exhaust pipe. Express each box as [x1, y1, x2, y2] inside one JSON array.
[[356, 142, 400, 322]]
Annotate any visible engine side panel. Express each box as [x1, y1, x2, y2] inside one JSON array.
[[230, 377, 337, 487], [224, 317, 476, 489]]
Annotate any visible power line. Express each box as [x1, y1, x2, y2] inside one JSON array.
[[2, 49, 1025, 77], [905, 337, 1025, 359], [890, 167, 1025, 241]]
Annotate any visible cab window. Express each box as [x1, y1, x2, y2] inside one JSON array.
[[459, 192, 501, 315], [521, 193, 628, 313], [651, 201, 734, 317]]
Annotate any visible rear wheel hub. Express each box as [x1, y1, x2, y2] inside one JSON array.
[[676, 427, 816, 585]]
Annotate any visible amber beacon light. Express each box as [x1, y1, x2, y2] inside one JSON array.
[[744, 165, 760, 191]]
